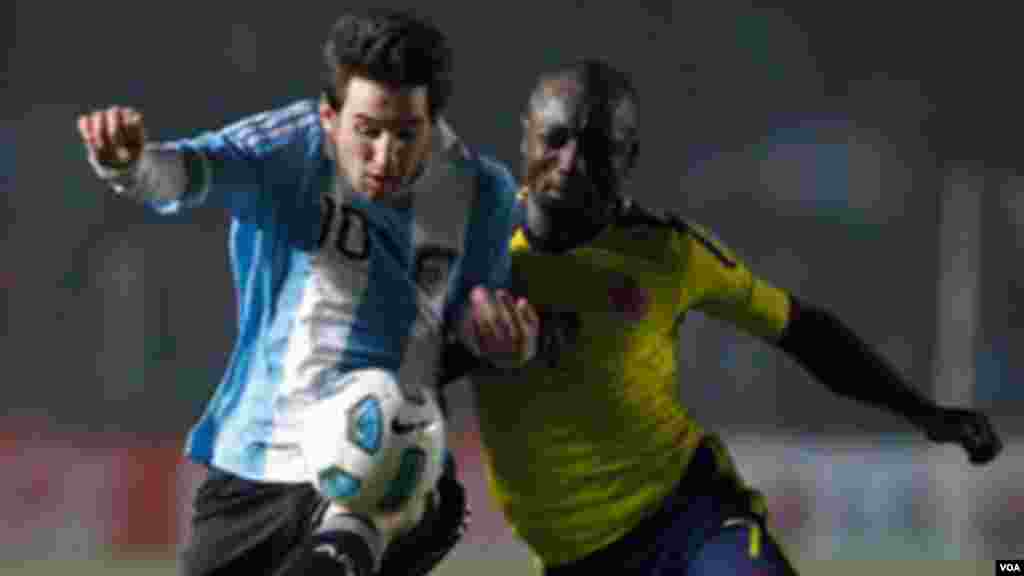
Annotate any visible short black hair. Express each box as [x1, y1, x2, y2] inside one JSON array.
[[529, 58, 637, 135], [322, 9, 453, 119]]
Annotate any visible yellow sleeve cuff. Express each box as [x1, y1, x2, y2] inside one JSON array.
[[746, 278, 791, 341]]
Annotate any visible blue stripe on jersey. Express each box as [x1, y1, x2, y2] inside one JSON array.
[[444, 154, 518, 326], [235, 112, 319, 156], [184, 220, 269, 464], [154, 100, 319, 219], [221, 100, 317, 150], [338, 195, 419, 372], [181, 100, 325, 478]]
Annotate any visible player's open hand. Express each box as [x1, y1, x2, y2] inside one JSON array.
[[460, 286, 540, 369], [77, 106, 147, 170], [919, 407, 1003, 465]]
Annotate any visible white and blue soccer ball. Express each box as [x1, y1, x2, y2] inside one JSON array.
[[301, 369, 446, 519]]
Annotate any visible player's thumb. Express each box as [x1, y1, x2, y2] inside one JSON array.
[[515, 298, 540, 363]]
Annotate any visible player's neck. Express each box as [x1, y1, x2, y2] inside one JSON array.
[[524, 194, 617, 253]]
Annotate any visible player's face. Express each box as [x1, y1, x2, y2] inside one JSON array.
[[321, 75, 433, 201], [523, 79, 637, 213]]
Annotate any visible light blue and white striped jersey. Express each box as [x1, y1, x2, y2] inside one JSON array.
[[144, 99, 516, 482]]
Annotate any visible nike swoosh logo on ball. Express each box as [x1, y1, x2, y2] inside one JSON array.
[[392, 419, 432, 435]]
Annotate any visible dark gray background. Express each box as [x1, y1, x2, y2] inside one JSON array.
[[6, 0, 1021, 438]]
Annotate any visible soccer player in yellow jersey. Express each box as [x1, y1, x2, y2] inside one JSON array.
[[443, 59, 1003, 575]]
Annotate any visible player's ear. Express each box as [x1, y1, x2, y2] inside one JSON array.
[[319, 97, 337, 136]]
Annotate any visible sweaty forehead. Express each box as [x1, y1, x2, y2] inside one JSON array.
[[545, 76, 584, 100], [529, 77, 637, 140], [531, 79, 587, 129]]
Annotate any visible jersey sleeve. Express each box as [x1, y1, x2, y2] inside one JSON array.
[[470, 154, 517, 289], [137, 101, 316, 219], [442, 153, 518, 328], [149, 130, 266, 217], [676, 222, 792, 342]]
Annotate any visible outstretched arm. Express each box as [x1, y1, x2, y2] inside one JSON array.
[[78, 104, 284, 218], [776, 296, 1003, 465], [675, 216, 1003, 466], [80, 106, 204, 212]]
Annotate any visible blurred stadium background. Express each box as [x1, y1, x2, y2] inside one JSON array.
[[4, 1, 1022, 574]]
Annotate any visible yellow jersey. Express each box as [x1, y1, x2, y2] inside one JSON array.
[[472, 196, 792, 566]]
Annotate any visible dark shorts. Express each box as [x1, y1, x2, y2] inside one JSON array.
[[178, 469, 331, 576], [544, 438, 800, 576], [180, 452, 465, 576]]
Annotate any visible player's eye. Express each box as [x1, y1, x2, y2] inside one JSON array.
[[355, 124, 381, 139]]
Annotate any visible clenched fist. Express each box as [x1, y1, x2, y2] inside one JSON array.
[[917, 406, 1003, 465], [77, 106, 147, 170]]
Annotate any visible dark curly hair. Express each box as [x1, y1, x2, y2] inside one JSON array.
[[528, 59, 637, 132], [322, 9, 453, 120]]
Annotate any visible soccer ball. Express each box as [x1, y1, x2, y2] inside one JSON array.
[[301, 368, 446, 518]]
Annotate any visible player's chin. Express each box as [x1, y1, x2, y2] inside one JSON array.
[[533, 185, 566, 203], [543, 178, 599, 205], [361, 178, 398, 200], [536, 186, 584, 209]]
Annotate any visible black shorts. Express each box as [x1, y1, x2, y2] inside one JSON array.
[[179, 468, 332, 576], [179, 453, 467, 576]]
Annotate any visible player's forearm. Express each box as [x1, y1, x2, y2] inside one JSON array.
[[775, 296, 937, 429], [89, 144, 208, 204]]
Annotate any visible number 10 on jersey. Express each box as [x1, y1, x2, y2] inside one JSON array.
[[318, 196, 370, 260]]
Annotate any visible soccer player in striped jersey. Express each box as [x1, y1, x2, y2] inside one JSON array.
[[76, 10, 538, 576], [452, 60, 1003, 575]]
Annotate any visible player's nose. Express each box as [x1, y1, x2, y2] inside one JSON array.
[[370, 135, 398, 174]]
